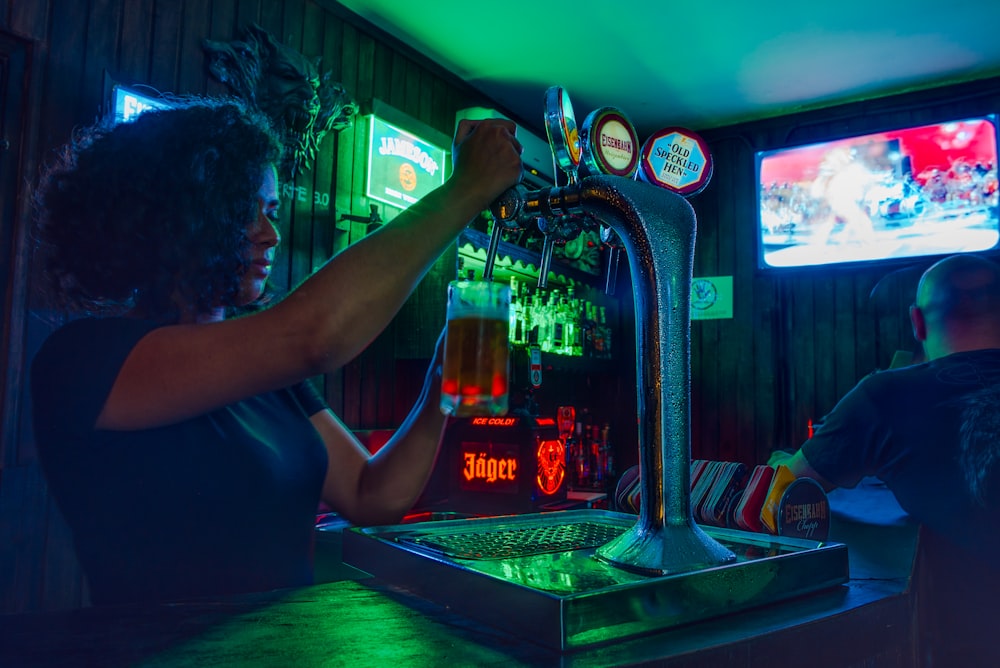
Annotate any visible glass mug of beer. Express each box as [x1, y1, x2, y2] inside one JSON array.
[[440, 280, 511, 417]]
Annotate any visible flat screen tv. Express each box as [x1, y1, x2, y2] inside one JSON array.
[[756, 115, 1000, 271]]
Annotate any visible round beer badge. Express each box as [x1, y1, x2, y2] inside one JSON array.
[[638, 127, 713, 196], [777, 477, 830, 541], [579, 107, 639, 178], [543, 86, 581, 180]]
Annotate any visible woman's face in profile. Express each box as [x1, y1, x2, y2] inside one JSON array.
[[239, 165, 281, 305]]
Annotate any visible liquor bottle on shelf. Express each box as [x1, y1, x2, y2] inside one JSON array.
[[601, 422, 615, 487], [509, 276, 524, 346], [552, 290, 565, 352], [583, 302, 597, 358], [590, 424, 604, 488], [572, 418, 589, 488], [523, 291, 536, 347], [597, 305, 612, 359]]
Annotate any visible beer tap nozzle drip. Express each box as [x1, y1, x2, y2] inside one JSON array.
[[482, 215, 504, 282]]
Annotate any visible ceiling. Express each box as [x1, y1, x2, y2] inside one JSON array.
[[333, 0, 1000, 140]]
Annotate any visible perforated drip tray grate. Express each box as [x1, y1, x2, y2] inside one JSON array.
[[342, 509, 850, 651], [400, 521, 626, 560]]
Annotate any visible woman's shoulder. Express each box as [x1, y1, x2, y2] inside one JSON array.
[[41, 316, 159, 353], [34, 316, 162, 378]]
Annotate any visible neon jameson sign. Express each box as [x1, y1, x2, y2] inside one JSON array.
[[366, 115, 446, 210]]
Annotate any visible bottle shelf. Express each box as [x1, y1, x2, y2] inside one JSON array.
[[457, 228, 606, 288]]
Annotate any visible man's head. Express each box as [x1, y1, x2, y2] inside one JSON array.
[[910, 254, 1000, 360]]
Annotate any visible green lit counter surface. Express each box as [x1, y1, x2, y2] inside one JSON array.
[[0, 486, 919, 667]]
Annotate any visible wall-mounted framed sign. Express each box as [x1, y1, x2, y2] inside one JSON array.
[[365, 113, 447, 210], [691, 275, 734, 320], [104, 72, 170, 125]]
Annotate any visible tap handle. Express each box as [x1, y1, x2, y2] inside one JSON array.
[[489, 184, 528, 225]]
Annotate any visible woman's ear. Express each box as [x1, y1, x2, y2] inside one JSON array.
[[910, 304, 927, 342]]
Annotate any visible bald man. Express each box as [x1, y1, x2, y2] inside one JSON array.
[[770, 253, 1000, 564]]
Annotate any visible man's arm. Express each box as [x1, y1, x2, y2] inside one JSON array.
[[767, 449, 838, 492]]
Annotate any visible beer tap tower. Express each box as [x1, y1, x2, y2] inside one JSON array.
[[486, 87, 735, 575]]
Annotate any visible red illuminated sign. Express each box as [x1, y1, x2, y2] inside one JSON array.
[[536, 439, 566, 496], [470, 417, 519, 427], [463, 452, 518, 484], [455, 433, 567, 500], [458, 441, 520, 494]]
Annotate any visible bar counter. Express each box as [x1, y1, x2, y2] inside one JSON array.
[[0, 485, 920, 667]]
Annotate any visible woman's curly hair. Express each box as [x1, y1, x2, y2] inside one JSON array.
[[33, 96, 283, 322]]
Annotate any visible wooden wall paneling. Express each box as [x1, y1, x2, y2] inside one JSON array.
[[325, 15, 359, 419], [332, 18, 358, 250], [430, 75, 449, 137], [281, 0, 305, 47], [730, 141, 761, 465], [812, 276, 838, 418], [148, 0, 182, 92], [270, 5, 301, 294], [354, 29, 375, 110], [716, 142, 746, 463], [307, 13, 339, 277], [233, 0, 260, 33], [207, 0, 238, 64], [416, 68, 434, 129], [83, 0, 123, 115], [341, 356, 362, 427], [404, 58, 422, 123], [852, 271, 879, 380], [752, 274, 779, 462], [694, 250, 722, 458], [388, 50, 407, 111], [373, 328, 397, 427], [286, 6, 316, 292], [8, 0, 48, 39], [690, 141, 722, 461], [40, 0, 88, 154], [349, 26, 379, 248], [259, 0, 283, 38], [320, 7, 343, 81], [357, 345, 379, 428], [352, 26, 387, 430], [786, 276, 815, 448], [873, 268, 903, 368], [370, 37, 392, 101], [176, 0, 213, 95], [118, 0, 154, 84], [831, 275, 857, 402]]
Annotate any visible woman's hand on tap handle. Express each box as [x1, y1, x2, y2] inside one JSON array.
[[451, 118, 523, 206]]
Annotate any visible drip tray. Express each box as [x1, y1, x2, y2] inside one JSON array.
[[341, 509, 849, 651]]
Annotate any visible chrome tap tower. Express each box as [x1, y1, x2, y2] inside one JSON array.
[[487, 87, 734, 574]]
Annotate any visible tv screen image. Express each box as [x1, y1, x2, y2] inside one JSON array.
[[757, 116, 1000, 270]]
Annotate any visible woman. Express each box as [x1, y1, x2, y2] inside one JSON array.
[[30, 97, 521, 606]]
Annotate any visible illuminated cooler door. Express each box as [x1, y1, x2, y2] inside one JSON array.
[[445, 417, 566, 515]]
